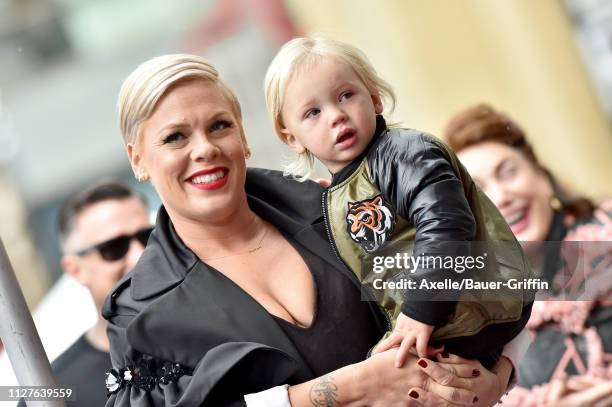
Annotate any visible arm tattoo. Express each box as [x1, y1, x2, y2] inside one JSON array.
[[310, 375, 339, 407]]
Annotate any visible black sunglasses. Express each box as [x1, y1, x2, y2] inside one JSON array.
[[74, 227, 153, 262]]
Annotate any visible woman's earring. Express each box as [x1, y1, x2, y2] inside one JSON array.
[[135, 172, 149, 182], [550, 196, 563, 211]]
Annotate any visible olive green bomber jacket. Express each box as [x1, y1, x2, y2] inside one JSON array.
[[322, 116, 533, 345]]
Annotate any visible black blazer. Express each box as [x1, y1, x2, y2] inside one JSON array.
[[102, 168, 387, 406]]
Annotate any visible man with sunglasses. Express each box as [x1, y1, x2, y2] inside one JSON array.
[[35, 180, 151, 406]]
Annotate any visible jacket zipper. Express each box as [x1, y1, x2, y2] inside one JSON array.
[[321, 189, 392, 333]]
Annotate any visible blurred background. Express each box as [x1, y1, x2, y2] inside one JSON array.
[[0, 0, 611, 391]]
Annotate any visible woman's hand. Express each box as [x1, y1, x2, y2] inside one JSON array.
[[356, 349, 479, 406], [288, 348, 480, 406], [545, 376, 612, 407], [408, 353, 507, 407], [500, 375, 612, 407]]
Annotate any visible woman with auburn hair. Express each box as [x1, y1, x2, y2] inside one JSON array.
[[101, 56, 519, 407], [444, 104, 612, 406]]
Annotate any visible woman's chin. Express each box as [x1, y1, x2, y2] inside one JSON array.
[[515, 231, 532, 242], [514, 212, 552, 242], [515, 226, 548, 243]]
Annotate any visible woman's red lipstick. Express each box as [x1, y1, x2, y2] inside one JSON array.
[[187, 167, 229, 190]]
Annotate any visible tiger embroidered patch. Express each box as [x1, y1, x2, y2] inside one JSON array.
[[346, 195, 395, 253]]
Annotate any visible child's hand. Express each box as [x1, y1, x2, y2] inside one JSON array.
[[372, 313, 434, 368]]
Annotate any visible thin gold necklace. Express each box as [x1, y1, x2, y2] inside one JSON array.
[[200, 222, 269, 261]]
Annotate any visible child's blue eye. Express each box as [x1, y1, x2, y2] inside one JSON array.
[[340, 91, 353, 101], [162, 132, 185, 144], [304, 108, 320, 119]]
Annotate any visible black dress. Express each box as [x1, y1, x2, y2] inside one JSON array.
[[273, 235, 382, 377]]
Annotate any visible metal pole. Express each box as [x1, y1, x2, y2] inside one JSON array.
[[0, 237, 65, 406]]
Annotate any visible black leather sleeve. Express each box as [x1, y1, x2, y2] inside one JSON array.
[[369, 130, 476, 327]]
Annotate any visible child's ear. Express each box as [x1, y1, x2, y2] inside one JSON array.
[[280, 128, 307, 154], [371, 93, 383, 114]]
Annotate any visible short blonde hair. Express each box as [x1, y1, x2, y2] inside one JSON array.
[[264, 36, 396, 180], [118, 54, 242, 148]]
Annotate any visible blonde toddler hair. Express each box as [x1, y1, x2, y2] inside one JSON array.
[[264, 36, 396, 180], [118, 54, 242, 151]]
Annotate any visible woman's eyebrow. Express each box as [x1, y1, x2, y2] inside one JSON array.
[[157, 122, 187, 136], [206, 110, 232, 120], [156, 111, 233, 135]]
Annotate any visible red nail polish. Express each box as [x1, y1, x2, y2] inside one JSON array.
[[473, 396, 479, 403], [440, 352, 449, 358], [409, 390, 419, 399], [417, 359, 428, 368], [472, 369, 480, 377]]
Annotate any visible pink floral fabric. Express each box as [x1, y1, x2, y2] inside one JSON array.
[[499, 207, 612, 406]]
